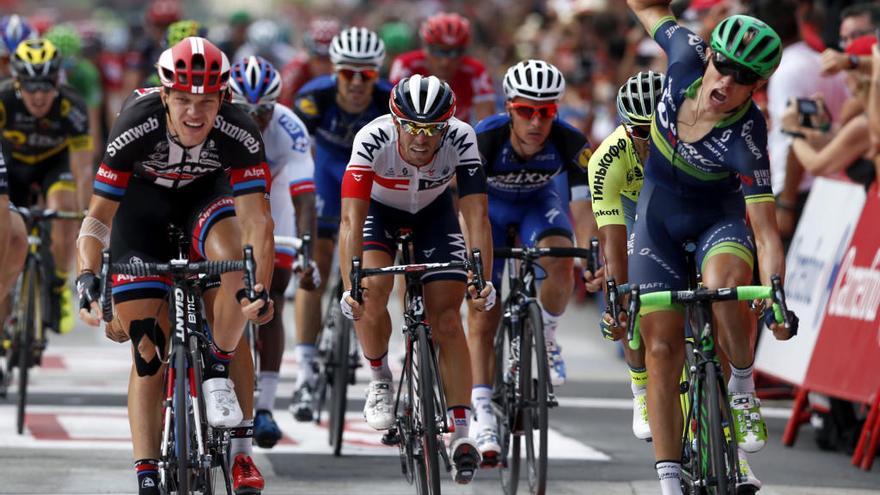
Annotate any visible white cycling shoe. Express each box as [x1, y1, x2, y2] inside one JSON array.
[[737, 448, 762, 493], [633, 389, 652, 440], [203, 377, 243, 428], [363, 379, 395, 430]]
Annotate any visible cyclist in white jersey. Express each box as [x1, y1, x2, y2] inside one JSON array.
[[224, 56, 318, 492], [338, 75, 495, 484]]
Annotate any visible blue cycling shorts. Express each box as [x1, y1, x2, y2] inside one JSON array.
[[489, 185, 573, 288]]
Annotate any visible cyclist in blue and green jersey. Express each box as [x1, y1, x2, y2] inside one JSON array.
[[588, 70, 664, 442], [626, 1, 798, 493]]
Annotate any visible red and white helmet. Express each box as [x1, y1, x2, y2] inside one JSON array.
[[420, 12, 470, 48], [157, 37, 230, 94]]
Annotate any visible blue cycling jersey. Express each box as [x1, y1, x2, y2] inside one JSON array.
[[647, 17, 774, 205], [474, 114, 592, 203], [293, 75, 392, 233]]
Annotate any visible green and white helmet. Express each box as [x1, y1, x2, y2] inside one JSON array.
[[710, 14, 782, 79]]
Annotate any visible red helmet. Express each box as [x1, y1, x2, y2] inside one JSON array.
[[157, 37, 230, 94], [420, 12, 470, 48], [147, 0, 182, 26]]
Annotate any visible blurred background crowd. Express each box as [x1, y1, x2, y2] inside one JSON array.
[[6, 0, 880, 456]]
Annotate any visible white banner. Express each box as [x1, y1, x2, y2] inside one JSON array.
[[755, 178, 867, 385]]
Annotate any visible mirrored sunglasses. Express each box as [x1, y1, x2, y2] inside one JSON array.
[[624, 123, 650, 140], [510, 102, 558, 120], [395, 117, 449, 136], [336, 66, 379, 81], [235, 102, 274, 118], [19, 78, 57, 93]]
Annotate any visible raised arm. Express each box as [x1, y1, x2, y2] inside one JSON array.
[[627, 0, 675, 36]]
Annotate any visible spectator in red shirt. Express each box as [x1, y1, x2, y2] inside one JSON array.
[[278, 18, 340, 108], [389, 12, 496, 124]]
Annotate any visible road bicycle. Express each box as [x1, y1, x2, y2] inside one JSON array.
[[620, 245, 794, 495], [0, 207, 82, 435], [99, 231, 259, 494], [492, 240, 596, 495], [351, 230, 485, 495]]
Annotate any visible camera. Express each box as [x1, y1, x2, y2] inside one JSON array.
[[796, 98, 818, 127]]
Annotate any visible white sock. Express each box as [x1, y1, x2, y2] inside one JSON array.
[[230, 419, 254, 458], [255, 371, 279, 412], [471, 385, 495, 428], [541, 307, 562, 344], [366, 352, 393, 381], [655, 460, 683, 495], [294, 344, 317, 388], [448, 406, 471, 442], [727, 362, 755, 394]]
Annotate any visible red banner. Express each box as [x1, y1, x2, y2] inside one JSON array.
[[803, 182, 880, 404]]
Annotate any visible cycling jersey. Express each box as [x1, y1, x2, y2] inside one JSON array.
[[475, 113, 591, 288], [263, 103, 315, 268], [94, 88, 269, 201], [475, 114, 591, 203], [0, 80, 92, 166], [293, 75, 392, 234], [341, 114, 486, 213], [646, 17, 774, 204], [588, 125, 644, 229], [278, 53, 315, 108], [61, 59, 103, 109], [629, 17, 770, 299], [389, 51, 494, 123]]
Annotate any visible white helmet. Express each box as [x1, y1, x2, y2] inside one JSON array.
[[247, 20, 281, 50], [329, 26, 385, 67], [503, 59, 565, 101], [617, 70, 664, 126]]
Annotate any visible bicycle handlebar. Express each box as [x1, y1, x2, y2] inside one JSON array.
[[494, 246, 593, 260], [98, 245, 258, 323], [624, 275, 793, 350], [15, 207, 85, 222], [350, 248, 486, 304]]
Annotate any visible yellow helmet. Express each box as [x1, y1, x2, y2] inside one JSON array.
[[11, 38, 61, 81]]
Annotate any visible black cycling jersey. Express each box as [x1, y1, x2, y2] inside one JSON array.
[[0, 79, 91, 166], [94, 88, 269, 201]]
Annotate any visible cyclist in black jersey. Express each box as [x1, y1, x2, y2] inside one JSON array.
[[74, 37, 274, 495], [1, 38, 94, 335]]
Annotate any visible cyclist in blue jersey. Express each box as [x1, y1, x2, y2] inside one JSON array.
[[625, 2, 798, 493], [290, 27, 391, 421], [467, 60, 597, 462]]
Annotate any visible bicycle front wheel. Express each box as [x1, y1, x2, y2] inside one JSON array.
[[16, 259, 39, 435], [415, 324, 441, 494], [705, 363, 736, 494], [497, 315, 520, 495], [523, 302, 548, 495], [329, 310, 352, 456], [174, 348, 190, 494]]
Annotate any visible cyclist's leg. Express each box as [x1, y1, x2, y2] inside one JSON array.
[[293, 164, 337, 409], [698, 218, 767, 462], [628, 182, 689, 494], [623, 205, 650, 439], [522, 188, 575, 385], [0, 207, 27, 315], [44, 163, 78, 332], [255, 266, 291, 436]]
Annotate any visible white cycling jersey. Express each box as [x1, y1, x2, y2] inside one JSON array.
[[264, 103, 315, 260], [341, 114, 486, 214]]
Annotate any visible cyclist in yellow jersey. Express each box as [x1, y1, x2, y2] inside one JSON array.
[[1, 39, 93, 334], [589, 70, 664, 442]]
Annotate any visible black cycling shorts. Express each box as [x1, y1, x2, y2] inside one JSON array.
[[110, 172, 236, 303], [8, 154, 73, 207], [362, 190, 467, 284]]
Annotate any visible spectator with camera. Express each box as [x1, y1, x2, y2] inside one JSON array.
[[758, 0, 849, 241], [781, 35, 877, 190]]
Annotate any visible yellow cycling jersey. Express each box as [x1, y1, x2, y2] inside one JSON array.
[[587, 125, 644, 228]]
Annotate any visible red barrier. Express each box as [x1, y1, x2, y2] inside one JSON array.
[[802, 182, 880, 469]]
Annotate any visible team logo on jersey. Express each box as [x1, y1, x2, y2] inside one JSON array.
[[443, 127, 474, 156], [279, 113, 310, 153], [296, 96, 319, 117], [355, 127, 390, 162], [214, 115, 261, 154], [576, 146, 593, 170], [106, 116, 160, 157]]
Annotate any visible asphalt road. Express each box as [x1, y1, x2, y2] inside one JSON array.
[[0, 295, 878, 495]]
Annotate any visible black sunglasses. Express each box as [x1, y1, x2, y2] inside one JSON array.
[[427, 46, 464, 58], [711, 53, 762, 86], [19, 78, 57, 92]]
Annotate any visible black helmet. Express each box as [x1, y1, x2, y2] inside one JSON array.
[[389, 74, 456, 123]]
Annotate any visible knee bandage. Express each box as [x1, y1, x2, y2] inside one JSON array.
[[129, 318, 166, 377]]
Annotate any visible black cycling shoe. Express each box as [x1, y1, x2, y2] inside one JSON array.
[[290, 382, 315, 422]]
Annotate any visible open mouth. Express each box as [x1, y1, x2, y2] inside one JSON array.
[[183, 121, 205, 130], [710, 89, 727, 106]]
